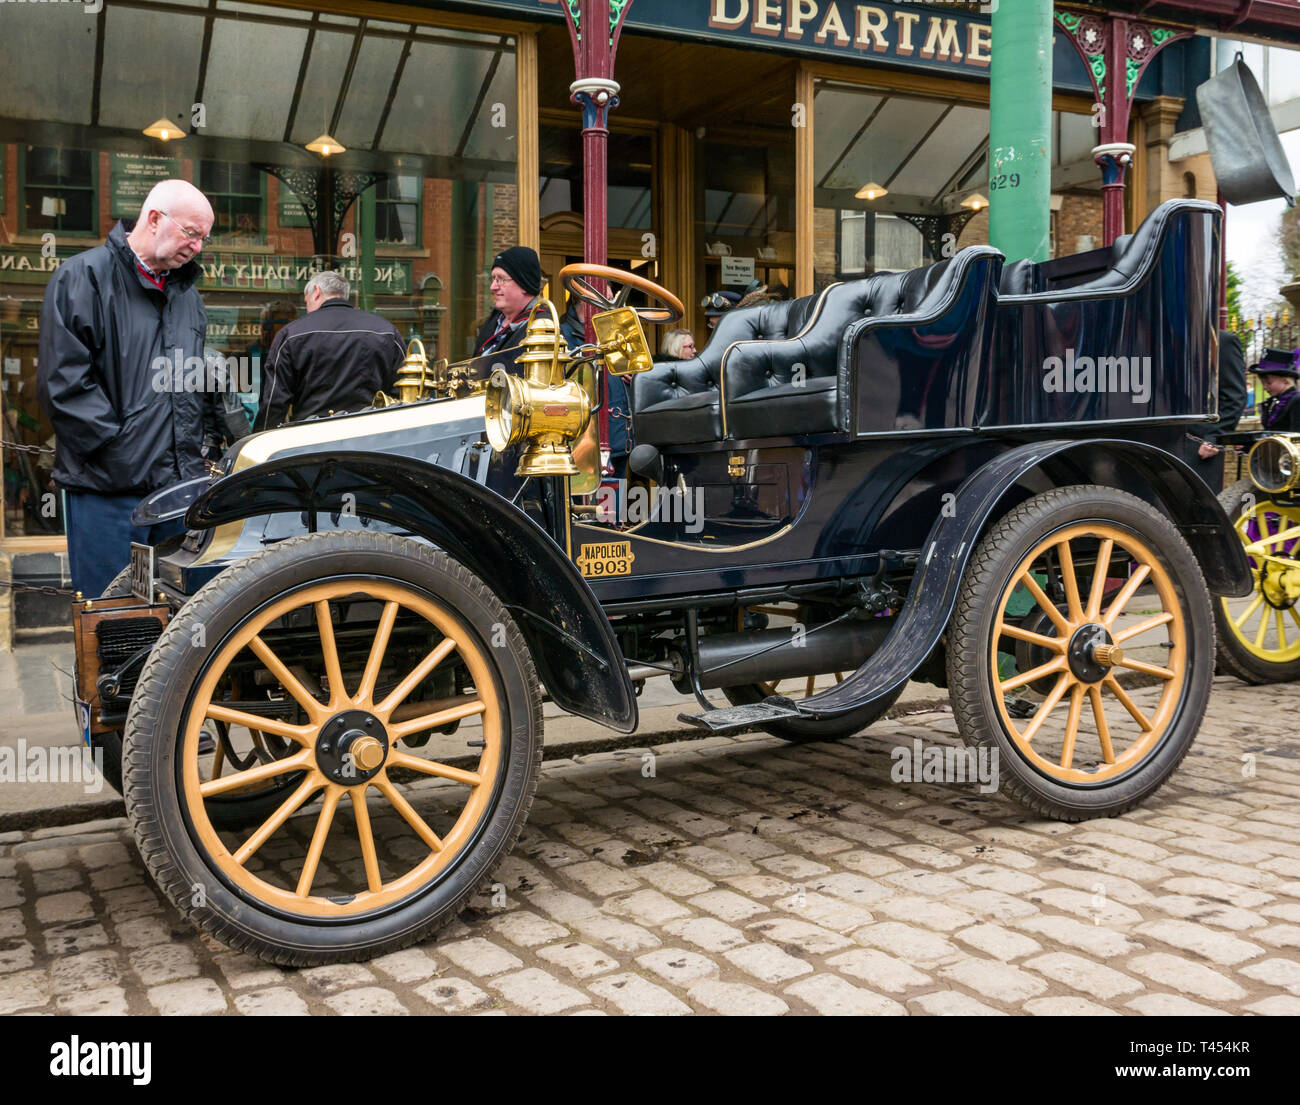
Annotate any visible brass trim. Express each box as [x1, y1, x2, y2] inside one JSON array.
[[572, 519, 795, 554], [517, 30, 540, 253], [796, 65, 815, 299]]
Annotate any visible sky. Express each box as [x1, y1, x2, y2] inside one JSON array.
[[1225, 128, 1300, 317]]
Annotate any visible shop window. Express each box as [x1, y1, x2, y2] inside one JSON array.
[[375, 174, 422, 247], [199, 160, 266, 245], [22, 147, 96, 236]]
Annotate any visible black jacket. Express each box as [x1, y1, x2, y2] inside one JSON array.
[[1204, 330, 1248, 444], [255, 299, 404, 430], [1261, 387, 1300, 432], [37, 220, 208, 495]]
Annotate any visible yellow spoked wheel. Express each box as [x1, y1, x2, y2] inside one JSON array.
[[122, 532, 542, 965], [948, 486, 1212, 821], [1214, 479, 1300, 683]]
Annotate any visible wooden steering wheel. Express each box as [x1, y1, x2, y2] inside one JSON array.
[[558, 263, 685, 325]]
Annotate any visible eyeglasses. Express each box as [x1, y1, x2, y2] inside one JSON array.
[[161, 211, 212, 246], [489, 272, 514, 288]]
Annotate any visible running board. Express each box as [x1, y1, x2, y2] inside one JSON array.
[[678, 701, 802, 734]]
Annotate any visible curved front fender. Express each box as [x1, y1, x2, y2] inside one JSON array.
[[187, 452, 637, 734]]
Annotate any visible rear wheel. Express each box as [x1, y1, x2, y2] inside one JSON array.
[[123, 531, 542, 965], [948, 486, 1212, 821], [1214, 478, 1300, 684]]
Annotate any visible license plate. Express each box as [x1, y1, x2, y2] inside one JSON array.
[[130, 542, 154, 601]]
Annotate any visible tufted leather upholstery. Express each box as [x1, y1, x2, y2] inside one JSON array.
[[632, 293, 822, 445], [724, 248, 993, 440], [632, 245, 1002, 445]]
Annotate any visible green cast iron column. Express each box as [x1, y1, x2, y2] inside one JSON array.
[[988, 0, 1054, 263]]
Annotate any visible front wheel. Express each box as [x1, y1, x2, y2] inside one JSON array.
[[122, 531, 543, 965], [1213, 478, 1300, 684], [947, 486, 1213, 821]]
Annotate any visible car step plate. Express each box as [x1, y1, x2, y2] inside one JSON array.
[[678, 702, 802, 733]]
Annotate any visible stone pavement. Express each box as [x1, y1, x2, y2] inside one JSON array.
[[1, 675, 1298, 1016]]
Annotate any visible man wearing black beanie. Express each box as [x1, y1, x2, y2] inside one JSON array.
[[475, 246, 545, 357]]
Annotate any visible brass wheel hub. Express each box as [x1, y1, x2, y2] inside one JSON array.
[[1067, 623, 1118, 684], [316, 709, 389, 785]]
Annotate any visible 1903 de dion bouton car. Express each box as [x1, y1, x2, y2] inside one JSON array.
[[70, 198, 1250, 964]]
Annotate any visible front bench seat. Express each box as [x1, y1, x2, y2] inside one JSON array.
[[723, 246, 1003, 440], [632, 291, 824, 446]]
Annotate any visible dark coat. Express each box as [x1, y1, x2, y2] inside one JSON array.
[[37, 220, 208, 495], [255, 299, 404, 431], [1204, 330, 1248, 443], [1261, 387, 1300, 432]]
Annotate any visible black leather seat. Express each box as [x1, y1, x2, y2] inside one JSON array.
[[724, 248, 998, 440], [632, 292, 822, 446]]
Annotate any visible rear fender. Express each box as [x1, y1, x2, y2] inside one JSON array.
[[785, 437, 1249, 721], [187, 451, 637, 733]]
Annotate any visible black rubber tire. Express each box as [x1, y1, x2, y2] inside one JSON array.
[[947, 485, 1214, 821], [122, 530, 543, 966], [1213, 478, 1300, 685], [89, 567, 134, 795], [721, 680, 905, 742]]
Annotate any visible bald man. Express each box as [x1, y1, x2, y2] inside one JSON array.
[[38, 179, 218, 596]]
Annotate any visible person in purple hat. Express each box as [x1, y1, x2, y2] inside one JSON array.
[[1250, 347, 1300, 432]]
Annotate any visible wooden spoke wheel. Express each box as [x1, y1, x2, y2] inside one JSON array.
[[948, 486, 1212, 820], [1214, 479, 1300, 684], [122, 531, 542, 965], [719, 603, 904, 742]]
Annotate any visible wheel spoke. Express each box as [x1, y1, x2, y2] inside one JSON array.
[[758, 681, 777, 696], [1020, 674, 1070, 743], [199, 748, 313, 797], [315, 599, 347, 707], [1233, 592, 1265, 630], [205, 704, 315, 747], [1018, 573, 1070, 634], [805, 675, 816, 698], [374, 777, 445, 852], [1255, 606, 1271, 648], [998, 623, 1065, 651], [1277, 609, 1288, 650], [1000, 656, 1066, 694], [1088, 685, 1115, 763], [1059, 684, 1085, 769], [1057, 540, 1084, 622], [211, 732, 226, 779], [1114, 657, 1176, 680], [1103, 675, 1152, 732], [376, 637, 458, 718], [1113, 611, 1174, 644], [296, 787, 341, 897], [356, 600, 399, 703], [351, 787, 382, 894], [232, 773, 324, 865], [389, 697, 488, 740], [1086, 538, 1114, 619], [1102, 564, 1151, 625], [249, 635, 325, 719], [387, 750, 482, 787]]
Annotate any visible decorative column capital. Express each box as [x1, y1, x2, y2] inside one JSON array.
[[570, 78, 621, 131], [1092, 142, 1136, 184]]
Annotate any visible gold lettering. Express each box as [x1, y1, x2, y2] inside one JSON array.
[[967, 23, 992, 67], [709, 0, 749, 29], [753, 0, 782, 36], [854, 5, 889, 51], [786, 0, 817, 38], [894, 10, 919, 55], [921, 16, 963, 62], [815, 1, 849, 45]]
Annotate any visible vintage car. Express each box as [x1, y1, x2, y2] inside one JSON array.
[[70, 198, 1251, 965], [1212, 432, 1300, 684]]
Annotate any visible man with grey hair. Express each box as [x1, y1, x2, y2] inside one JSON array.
[[38, 178, 214, 596], [255, 269, 404, 431]]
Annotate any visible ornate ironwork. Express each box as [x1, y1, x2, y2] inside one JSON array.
[[253, 163, 383, 263], [894, 211, 980, 263]]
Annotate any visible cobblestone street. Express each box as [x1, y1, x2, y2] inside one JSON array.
[[2, 676, 1299, 1017]]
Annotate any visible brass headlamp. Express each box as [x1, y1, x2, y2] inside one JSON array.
[[1249, 434, 1300, 495], [485, 300, 591, 477]]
